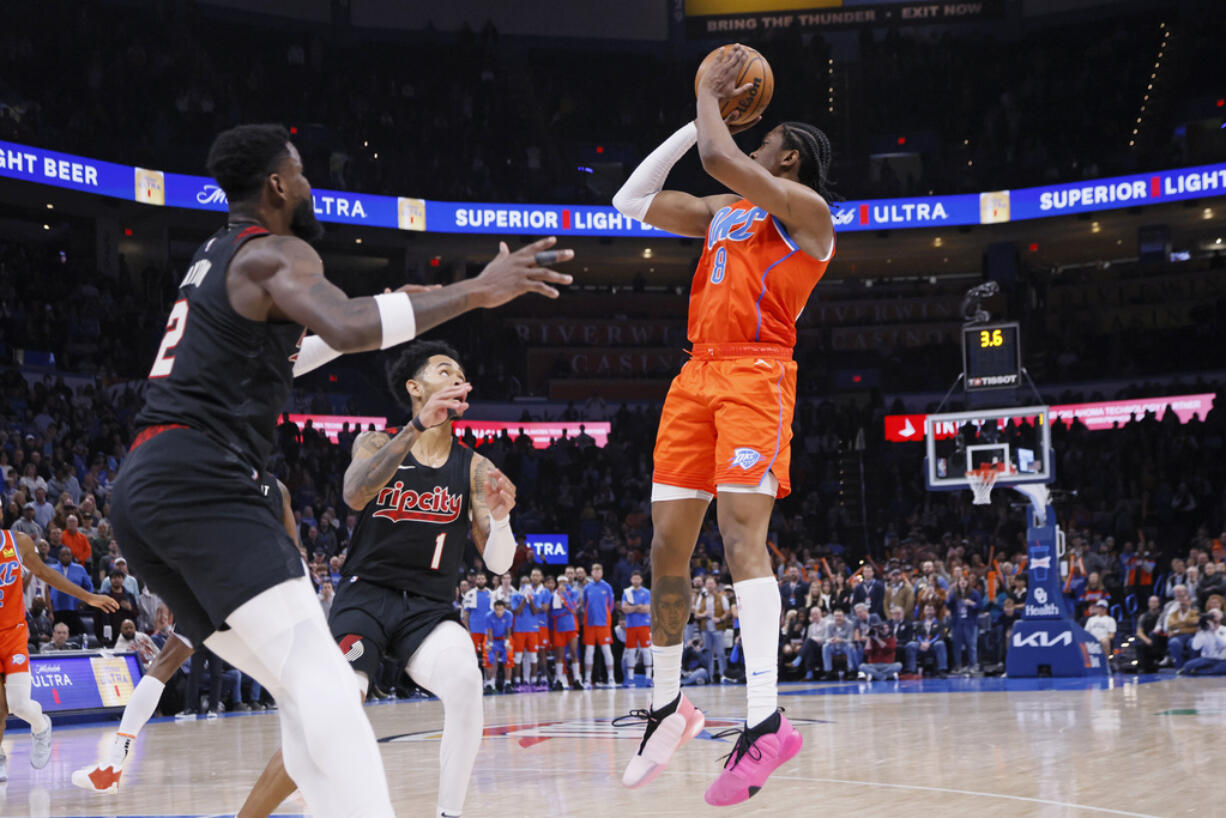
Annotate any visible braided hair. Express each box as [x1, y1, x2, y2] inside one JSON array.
[[780, 122, 838, 206]]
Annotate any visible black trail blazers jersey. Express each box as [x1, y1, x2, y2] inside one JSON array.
[[344, 436, 474, 601], [134, 223, 303, 467]]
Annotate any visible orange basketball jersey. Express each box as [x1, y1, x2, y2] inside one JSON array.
[[688, 199, 832, 348], [0, 530, 25, 628]]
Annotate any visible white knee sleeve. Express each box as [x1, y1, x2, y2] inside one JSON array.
[[217, 578, 393, 818], [407, 622, 484, 817], [5, 673, 48, 733], [584, 645, 595, 665], [601, 644, 614, 666]]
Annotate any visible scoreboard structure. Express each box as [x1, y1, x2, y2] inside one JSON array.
[[961, 321, 1021, 391]]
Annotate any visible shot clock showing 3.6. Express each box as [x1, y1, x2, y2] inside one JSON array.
[[961, 321, 1021, 390]]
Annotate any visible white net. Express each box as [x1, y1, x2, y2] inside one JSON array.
[[966, 467, 1000, 505]]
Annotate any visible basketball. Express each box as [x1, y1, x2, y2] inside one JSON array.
[[694, 44, 774, 127]]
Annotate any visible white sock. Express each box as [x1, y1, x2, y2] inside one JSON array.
[[116, 675, 164, 746], [734, 576, 782, 727], [571, 661, 581, 683], [601, 645, 614, 680], [584, 645, 595, 682], [650, 644, 683, 711], [644, 651, 654, 680]]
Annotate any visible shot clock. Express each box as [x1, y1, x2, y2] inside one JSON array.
[[961, 321, 1021, 390]]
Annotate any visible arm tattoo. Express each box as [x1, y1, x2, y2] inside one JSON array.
[[651, 575, 692, 647], [342, 428, 419, 510], [470, 456, 490, 550]]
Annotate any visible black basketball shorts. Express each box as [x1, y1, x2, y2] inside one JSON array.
[[328, 577, 460, 681], [111, 426, 305, 647]]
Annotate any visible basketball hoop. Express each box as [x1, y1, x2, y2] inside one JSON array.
[[966, 464, 1011, 505]]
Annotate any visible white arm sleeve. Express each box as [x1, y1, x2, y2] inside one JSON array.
[[483, 514, 515, 575], [292, 334, 343, 378], [611, 121, 698, 221]]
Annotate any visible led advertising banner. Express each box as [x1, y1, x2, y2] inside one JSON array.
[[525, 534, 570, 565], [4, 140, 1224, 237], [683, 0, 1004, 36], [884, 393, 1216, 442], [286, 414, 388, 443], [451, 420, 611, 449], [25, 652, 144, 713]]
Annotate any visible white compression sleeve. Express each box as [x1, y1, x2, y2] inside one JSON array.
[[6, 672, 49, 733], [611, 122, 698, 221], [293, 335, 342, 378], [483, 514, 515, 575]]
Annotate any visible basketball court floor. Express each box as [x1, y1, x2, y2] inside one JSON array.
[[0, 675, 1218, 817]]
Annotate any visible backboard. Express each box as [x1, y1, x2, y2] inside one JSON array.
[[924, 405, 1054, 491]]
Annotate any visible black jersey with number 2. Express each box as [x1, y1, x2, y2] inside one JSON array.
[[344, 435, 474, 601], [134, 223, 304, 468]]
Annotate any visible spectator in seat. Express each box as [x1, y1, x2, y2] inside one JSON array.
[[852, 565, 885, 617], [907, 602, 949, 677], [113, 618, 158, 667], [48, 544, 93, 635], [886, 604, 913, 666], [26, 597, 54, 647], [41, 622, 77, 653], [994, 597, 1022, 665], [1165, 585, 1200, 670], [780, 608, 807, 666], [884, 568, 914, 623], [1163, 558, 1187, 600], [1179, 612, 1226, 676], [797, 606, 824, 681], [1083, 599, 1117, 662], [1078, 572, 1110, 618], [779, 565, 809, 613], [32, 486, 54, 531], [858, 616, 902, 681], [680, 637, 710, 686], [61, 514, 91, 567], [821, 609, 858, 680], [1196, 561, 1225, 610], [112, 557, 140, 598], [98, 570, 137, 646], [947, 575, 982, 673], [13, 501, 43, 540], [319, 579, 335, 618], [1134, 595, 1166, 673]]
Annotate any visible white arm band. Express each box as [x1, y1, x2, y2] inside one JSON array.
[[483, 514, 515, 575], [611, 121, 697, 221], [292, 334, 343, 378], [373, 291, 417, 350]]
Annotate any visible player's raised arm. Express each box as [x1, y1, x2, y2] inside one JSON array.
[[612, 126, 740, 238], [694, 45, 834, 259], [243, 235, 574, 358], [14, 531, 118, 614], [342, 383, 472, 510], [470, 455, 517, 575]]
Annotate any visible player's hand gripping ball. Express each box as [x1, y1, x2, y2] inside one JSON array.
[[694, 43, 774, 127]]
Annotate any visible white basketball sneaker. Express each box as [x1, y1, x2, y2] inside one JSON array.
[[616, 693, 705, 789]]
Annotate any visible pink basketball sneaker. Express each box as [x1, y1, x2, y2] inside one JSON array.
[[616, 693, 706, 789], [704, 710, 803, 806]]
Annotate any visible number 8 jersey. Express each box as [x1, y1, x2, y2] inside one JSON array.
[[687, 199, 832, 348], [342, 435, 474, 601]]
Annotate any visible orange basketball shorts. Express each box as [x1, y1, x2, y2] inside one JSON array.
[[625, 625, 652, 649], [470, 632, 486, 653], [0, 622, 30, 675], [511, 631, 538, 654], [583, 623, 613, 646], [653, 346, 796, 498], [552, 629, 577, 648]]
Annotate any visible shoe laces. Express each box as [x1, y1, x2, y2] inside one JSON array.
[[712, 708, 785, 770], [612, 708, 662, 755]]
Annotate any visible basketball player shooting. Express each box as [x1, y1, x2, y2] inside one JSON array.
[[71, 475, 301, 794], [235, 340, 517, 818], [611, 45, 836, 805], [0, 530, 118, 781], [108, 124, 570, 818]]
